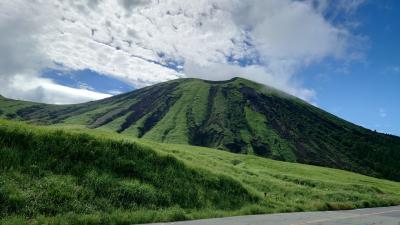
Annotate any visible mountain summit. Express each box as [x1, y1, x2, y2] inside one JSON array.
[[1, 78, 399, 181]]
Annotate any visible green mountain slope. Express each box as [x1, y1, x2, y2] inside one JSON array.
[[1, 120, 400, 224], [1, 78, 400, 181]]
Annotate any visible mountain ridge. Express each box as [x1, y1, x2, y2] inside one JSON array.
[[1, 77, 399, 181]]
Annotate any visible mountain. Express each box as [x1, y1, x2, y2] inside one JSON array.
[[1, 77, 400, 181]]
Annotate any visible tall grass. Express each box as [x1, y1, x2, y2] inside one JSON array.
[[1, 120, 400, 224], [0, 120, 257, 224]]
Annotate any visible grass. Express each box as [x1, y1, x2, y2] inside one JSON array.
[[244, 106, 296, 161], [142, 80, 209, 144], [0, 120, 257, 224], [152, 142, 400, 208], [0, 120, 400, 224], [0, 98, 41, 119]]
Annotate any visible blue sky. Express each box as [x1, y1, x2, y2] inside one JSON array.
[[298, 0, 400, 135], [0, 0, 399, 135], [42, 68, 134, 95]]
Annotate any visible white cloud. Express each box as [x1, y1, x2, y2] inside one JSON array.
[[379, 108, 387, 118], [0, 74, 111, 104], [0, 0, 110, 104], [233, 0, 347, 61], [0, 1, 50, 77], [0, 0, 365, 103], [107, 89, 124, 95]]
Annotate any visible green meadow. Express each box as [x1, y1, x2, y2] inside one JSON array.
[[1, 120, 400, 225]]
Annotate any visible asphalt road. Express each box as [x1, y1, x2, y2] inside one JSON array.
[[144, 206, 400, 225]]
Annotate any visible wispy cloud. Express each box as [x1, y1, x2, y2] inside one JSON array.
[[379, 108, 387, 118], [387, 65, 400, 73]]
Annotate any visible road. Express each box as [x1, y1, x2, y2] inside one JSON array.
[[144, 206, 400, 225]]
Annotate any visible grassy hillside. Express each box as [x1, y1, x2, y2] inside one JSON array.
[[1, 120, 400, 224], [1, 78, 400, 182], [0, 120, 257, 225]]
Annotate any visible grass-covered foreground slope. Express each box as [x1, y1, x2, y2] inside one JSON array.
[[1, 120, 400, 224], [0, 120, 256, 224], [1, 78, 400, 182]]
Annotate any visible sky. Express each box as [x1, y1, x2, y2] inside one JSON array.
[[0, 0, 399, 136]]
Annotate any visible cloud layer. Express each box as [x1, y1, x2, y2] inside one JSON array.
[[0, 0, 364, 103]]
